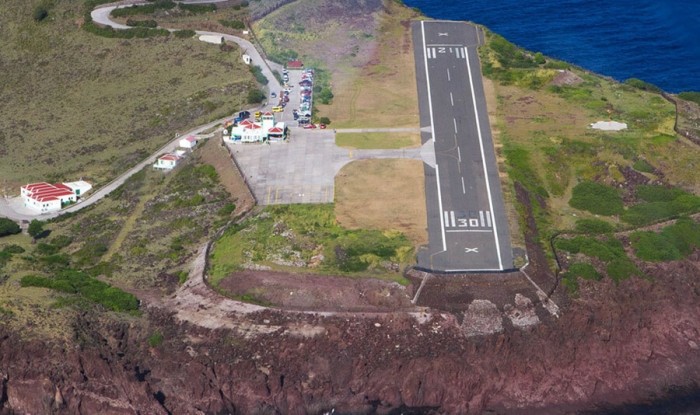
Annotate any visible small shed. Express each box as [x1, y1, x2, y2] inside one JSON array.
[[242, 54, 251, 65], [179, 136, 198, 149]]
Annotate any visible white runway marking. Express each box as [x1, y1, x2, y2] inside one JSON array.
[[450, 92, 454, 106], [464, 46, 504, 270], [453, 118, 458, 134], [446, 229, 493, 233], [457, 146, 461, 162], [461, 176, 466, 194], [447, 68, 451, 81]]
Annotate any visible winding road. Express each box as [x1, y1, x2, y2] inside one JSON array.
[[0, 2, 281, 222]]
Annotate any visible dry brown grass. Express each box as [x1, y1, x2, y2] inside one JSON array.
[[335, 159, 427, 246], [198, 136, 255, 215], [318, 2, 420, 129]]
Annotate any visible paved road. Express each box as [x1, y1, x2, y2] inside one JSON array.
[[412, 20, 513, 272], [0, 3, 283, 223]]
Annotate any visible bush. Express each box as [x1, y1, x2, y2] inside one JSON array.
[[110, 0, 175, 17], [179, 3, 216, 13], [317, 87, 334, 104], [2, 244, 25, 254], [36, 242, 59, 256], [635, 185, 686, 202], [632, 159, 655, 173], [624, 78, 662, 94], [219, 19, 245, 30], [148, 331, 164, 347], [606, 258, 642, 282], [50, 235, 73, 249], [247, 88, 265, 104], [631, 231, 682, 261], [569, 181, 624, 216], [249, 65, 268, 85], [20, 269, 138, 312], [33, 5, 49, 22], [622, 187, 700, 226], [0, 218, 21, 237], [319, 117, 331, 125], [28, 219, 45, 240], [678, 91, 700, 106], [126, 19, 158, 28], [173, 29, 195, 38], [575, 218, 615, 234], [556, 236, 625, 262], [564, 263, 601, 281], [218, 203, 236, 216]]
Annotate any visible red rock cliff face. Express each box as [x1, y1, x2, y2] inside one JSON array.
[[1, 254, 699, 414]]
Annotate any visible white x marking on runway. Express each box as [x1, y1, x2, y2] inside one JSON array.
[[464, 247, 479, 253]]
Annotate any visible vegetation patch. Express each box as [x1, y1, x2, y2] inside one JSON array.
[[335, 132, 420, 149], [20, 270, 138, 312], [569, 181, 624, 216], [0, 219, 21, 238], [631, 218, 700, 261], [574, 218, 616, 234], [622, 186, 700, 226], [556, 235, 642, 283], [210, 204, 415, 285]]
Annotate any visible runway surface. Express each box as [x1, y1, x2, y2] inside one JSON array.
[[412, 20, 513, 272]]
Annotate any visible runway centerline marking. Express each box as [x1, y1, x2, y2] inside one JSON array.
[[457, 146, 461, 162], [450, 92, 454, 106], [461, 176, 466, 193], [447, 68, 451, 81], [453, 118, 458, 134], [464, 46, 503, 269]]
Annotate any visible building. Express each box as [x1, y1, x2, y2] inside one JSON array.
[[153, 153, 183, 170], [227, 112, 287, 143], [242, 54, 251, 65], [21, 181, 92, 213], [179, 136, 198, 149], [286, 59, 304, 70]]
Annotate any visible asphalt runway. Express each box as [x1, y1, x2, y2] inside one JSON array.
[[412, 20, 514, 272]]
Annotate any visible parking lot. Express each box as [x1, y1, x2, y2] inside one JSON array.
[[227, 129, 428, 205]]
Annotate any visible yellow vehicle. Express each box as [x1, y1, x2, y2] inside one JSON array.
[[254, 111, 262, 120], [271, 106, 284, 113]]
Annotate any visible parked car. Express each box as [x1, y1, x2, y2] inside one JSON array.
[[303, 123, 317, 129], [318, 124, 327, 129], [272, 106, 284, 112]]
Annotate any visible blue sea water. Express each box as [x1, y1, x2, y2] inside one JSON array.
[[403, 0, 700, 93]]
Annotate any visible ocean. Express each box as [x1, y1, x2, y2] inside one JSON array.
[[403, 0, 700, 93]]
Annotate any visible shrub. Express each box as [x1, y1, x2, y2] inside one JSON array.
[[569, 181, 624, 216], [218, 203, 236, 216], [110, 0, 175, 17], [0, 218, 21, 237], [173, 29, 195, 38], [574, 218, 615, 234], [606, 258, 642, 282], [635, 185, 686, 202], [556, 236, 625, 262], [631, 231, 682, 261], [36, 242, 59, 256], [219, 19, 245, 30], [247, 88, 265, 104], [564, 262, 601, 281], [249, 65, 268, 85], [28, 219, 45, 240], [20, 270, 138, 312], [678, 91, 700, 106], [147, 331, 164, 347], [33, 5, 49, 22], [632, 159, 655, 173], [319, 117, 331, 125], [126, 19, 158, 28], [179, 3, 216, 13], [624, 78, 662, 94], [318, 87, 334, 104], [622, 187, 700, 226], [2, 244, 25, 254], [50, 235, 73, 249]]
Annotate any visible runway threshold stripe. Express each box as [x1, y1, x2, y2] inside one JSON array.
[[479, 210, 485, 227], [443, 211, 449, 226], [486, 211, 492, 227], [450, 211, 456, 228]]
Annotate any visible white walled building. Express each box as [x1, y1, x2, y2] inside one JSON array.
[[21, 181, 92, 213]]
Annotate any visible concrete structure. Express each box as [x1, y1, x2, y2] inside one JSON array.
[[242, 54, 251, 65], [179, 136, 198, 149], [590, 121, 628, 131], [227, 112, 286, 143], [154, 153, 183, 170], [21, 182, 92, 213], [199, 34, 223, 45]]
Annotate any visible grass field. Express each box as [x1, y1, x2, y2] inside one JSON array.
[[335, 132, 421, 149], [0, 0, 254, 192], [335, 159, 427, 246], [253, 0, 421, 132]]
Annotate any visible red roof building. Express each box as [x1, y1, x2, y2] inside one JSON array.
[[21, 182, 77, 212], [286, 60, 304, 69]]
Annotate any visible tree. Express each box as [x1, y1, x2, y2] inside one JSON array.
[[28, 220, 45, 241], [247, 89, 265, 104], [0, 218, 21, 237], [319, 117, 331, 125]]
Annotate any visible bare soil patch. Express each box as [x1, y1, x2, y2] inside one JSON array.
[[199, 136, 255, 215], [218, 269, 414, 311], [335, 159, 427, 246]]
